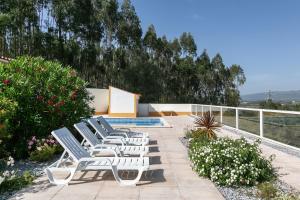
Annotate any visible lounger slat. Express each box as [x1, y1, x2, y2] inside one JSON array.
[[52, 128, 90, 162], [88, 118, 149, 145], [97, 116, 148, 138], [97, 116, 115, 133], [74, 122, 99, 147], [88, 118, 109, 138]]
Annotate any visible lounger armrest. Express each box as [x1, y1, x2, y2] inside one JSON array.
[[78, 157, 113, 165], [91, 146, 120, 157], [103, 138, 125, 146], [106, 135, 126, 139], [109, 132, 129, 138], [115, 128, 131, 132]]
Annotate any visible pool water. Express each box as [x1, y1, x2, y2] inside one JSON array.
[[105, 118, 168, 127]]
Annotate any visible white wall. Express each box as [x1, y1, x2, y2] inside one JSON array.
[[110, 87, 135, 113], [138, 104, 150, 116], [87, 88, 109, 113]]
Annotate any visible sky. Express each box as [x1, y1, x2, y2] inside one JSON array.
[[131, 0, 300, 95]]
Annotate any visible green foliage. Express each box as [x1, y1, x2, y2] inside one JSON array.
[[0, 56, 94, 158], [189, 138, 276, 186], [0, 97, 17, 158], [194, 112, 220, 139], [29, 146, 60, 162], [257, 182, 278, 200], [256, 182, 300, 200], [260, 99, 282, 110], [0, 0, 245, 105], [186, 129, 216, 145], [0, 171, 34, 195]]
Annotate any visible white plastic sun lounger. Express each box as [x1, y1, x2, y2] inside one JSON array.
[[74, 122, 149, 157], [97, 116, 149, 138], [45, 127, 149, 186], [88, 118, 149, 146]]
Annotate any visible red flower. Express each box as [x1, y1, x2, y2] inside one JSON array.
[[36, 95, 44, 101], [3, 79, 10, 85], [70, 91, 77, 100], [55, 100, 65, 107], [51, 95, 57, 100], [47, 100, 54, 106]]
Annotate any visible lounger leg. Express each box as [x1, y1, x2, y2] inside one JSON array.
[[45, 168, 76, 186], [110, 166, 146, 186]]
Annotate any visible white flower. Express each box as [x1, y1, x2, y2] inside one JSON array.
[[3, 170, 10, 177]]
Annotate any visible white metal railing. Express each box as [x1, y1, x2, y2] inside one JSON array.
[[191, 104, 300, 151]]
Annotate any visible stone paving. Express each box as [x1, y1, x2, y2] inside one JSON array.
[[9, 116, 224, 200]]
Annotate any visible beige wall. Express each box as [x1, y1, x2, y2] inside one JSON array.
[[138, 104, 193, 116], [87, 88, 109, 114]]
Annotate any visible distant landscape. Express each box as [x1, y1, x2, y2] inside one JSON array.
[[242, 90, 300, 102]]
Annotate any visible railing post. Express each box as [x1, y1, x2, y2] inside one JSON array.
[[209, 105, 212, 116], [236, 108, 239, 130], [195, 104, 198, 116], [201, 105, 204, 117], [220, 107, 223, 124], [260, 110, 263, 137]]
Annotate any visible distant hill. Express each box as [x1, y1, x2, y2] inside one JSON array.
[[242, 90, 300, 102]]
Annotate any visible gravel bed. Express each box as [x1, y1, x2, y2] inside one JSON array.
[[179, 136, 300, 200]]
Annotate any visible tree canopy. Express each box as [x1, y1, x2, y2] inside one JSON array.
[[0, 0, 246, 105]]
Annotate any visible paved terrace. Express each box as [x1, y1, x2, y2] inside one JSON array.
[[9, 116, 300, 200]]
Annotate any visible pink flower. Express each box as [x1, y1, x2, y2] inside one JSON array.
[[28, 141, 34, 146]]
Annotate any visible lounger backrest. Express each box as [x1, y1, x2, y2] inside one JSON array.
[[97, 116, 114, 133], [52, 127, 90, 162], [88, 118, 109, 138], [74, 122, 100, 147]]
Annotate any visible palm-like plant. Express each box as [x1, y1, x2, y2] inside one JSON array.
[[194, 112, 221, 139]]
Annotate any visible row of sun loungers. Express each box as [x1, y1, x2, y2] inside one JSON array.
[[45, 116, 151, 186]]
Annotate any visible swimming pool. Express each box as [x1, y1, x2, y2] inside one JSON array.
[[104, 117, 171, 127]]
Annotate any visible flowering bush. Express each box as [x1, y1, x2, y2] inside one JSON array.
[[189, 138, 276, 186], [27, 135, 62, 162], [0, 56, 94, 158], [0, 97, 17, 158], [0, 156, 16, 185], [0, 156, 33, 194]]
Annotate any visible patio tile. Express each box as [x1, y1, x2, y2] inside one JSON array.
[[139, 187, 182, 200], [95, 186, 139, 200]]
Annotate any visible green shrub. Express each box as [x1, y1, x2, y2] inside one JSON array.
[[0, 56, 94, 158], [0, 171, 34, 194], [0, 97, 17, 159], [257, 182, 278, 200], [256, 182, 300, 200], [194, 112, 220, 139], [189, 137, 276, 186], [189, 129, 215, 145], [0, 156, 33, 194]]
